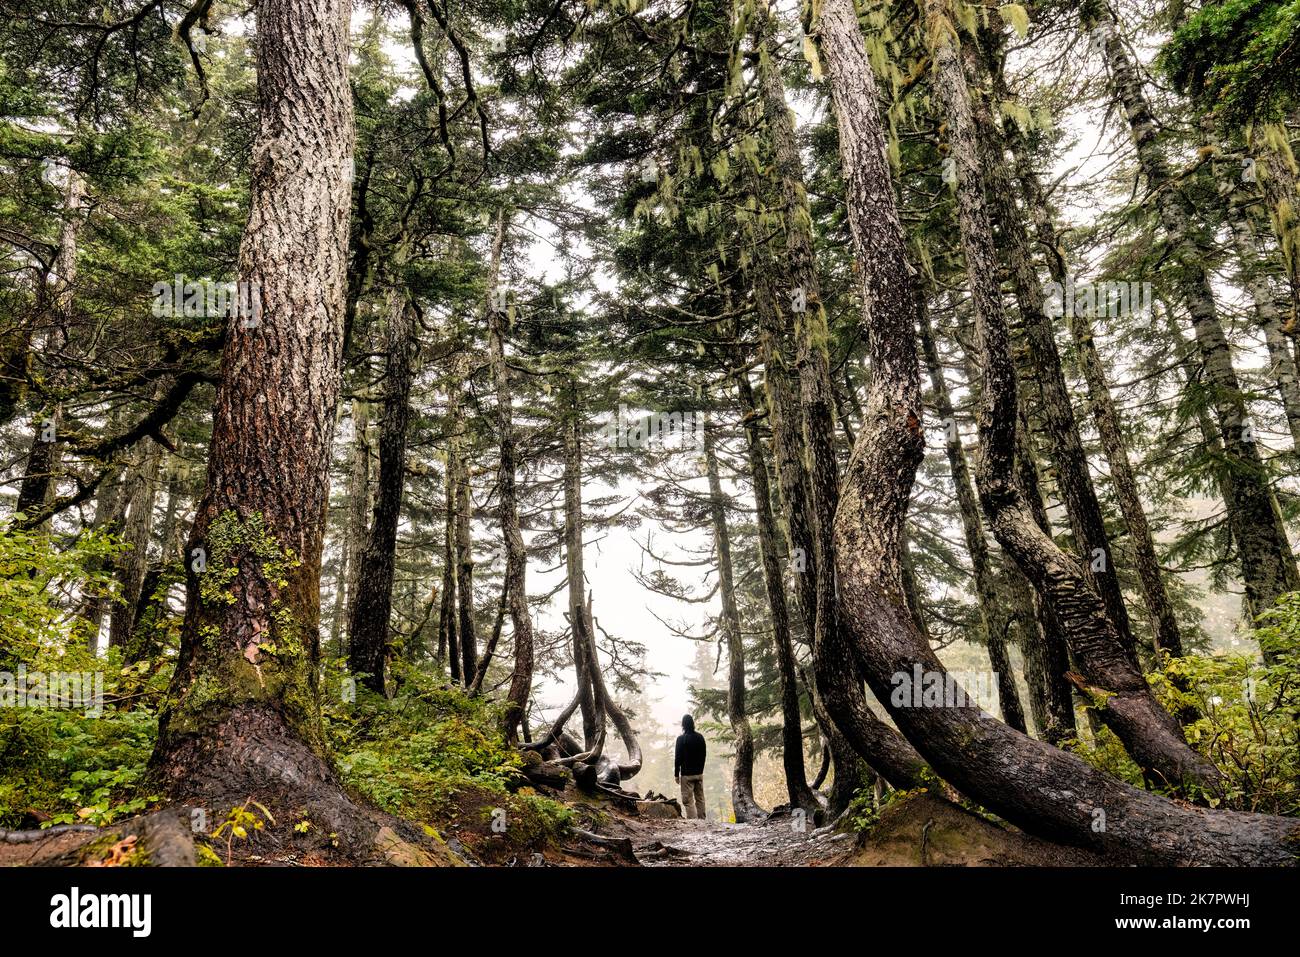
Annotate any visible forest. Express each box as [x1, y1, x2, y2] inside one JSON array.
[[0, 0, 1298, 884]]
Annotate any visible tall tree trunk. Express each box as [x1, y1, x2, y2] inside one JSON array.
[[761, 12, 928, 789], [329, 402, 368, 656], [967, 58, 1136, 653], [818, 0, 1298, 864], [1084, 2, 1300, 622], [16, 170, 83, 524], [704, 414, 765, 822], [925, 11, 1216, 791], [563, 386, 600, 748], [1225, 178, 1300, 453], [150, 0, 355, 799], [736, 370, 818, 811], [109, 436, 162, 659], [348, 273, 418, 696], [919, 309, 1025, 731], [485, 212, 533, 743], [438, 440, 460, 679], [996, 96, 1187, 661], [453, 352, 478, 685]]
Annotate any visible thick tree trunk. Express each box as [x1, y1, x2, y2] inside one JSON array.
[[150, 0, 355, 797], [736, 371, 818, 811], [759, 12, 928, 789], [919, 309, 1025, 731], [348, 274, 418, 695], [1085, 3, 1300, 621], [704, 415, 766, 823]]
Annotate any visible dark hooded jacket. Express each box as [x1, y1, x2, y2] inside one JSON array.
[[674, 716, 706, 777]]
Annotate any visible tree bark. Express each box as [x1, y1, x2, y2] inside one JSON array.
[[150, 0, 355, 797], [759, 11, 928, 789], [1084, 3, 1300, 621], [348, 273, 418, 696], [109, 436, 162, 659], [927, 12, 1217, 791], [736, 370, 818, 811], [919, 308, 1026, 731], [485, 212, 533, 743], [704, 413, 766, 822], [819, 0, 1298, 864], [996, 92, 1187, 661]]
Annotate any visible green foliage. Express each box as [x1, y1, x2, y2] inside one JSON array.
[[1065, 593, 1300, 814], [1161, 0, 1300, 122], [1150, 594, 1300, 815], [0, 521, 123, 671], [330, 665, 526, 817], [0, 705, 158, 828]]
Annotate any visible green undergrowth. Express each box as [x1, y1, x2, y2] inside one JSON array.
[[327, 663, 573, 855]]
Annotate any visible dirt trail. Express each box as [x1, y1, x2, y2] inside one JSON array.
[[620, 815, 855, 867]]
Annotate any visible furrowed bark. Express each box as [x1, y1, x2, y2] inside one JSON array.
[[151, 0, 355, 789], [759, 10, 927, 789]]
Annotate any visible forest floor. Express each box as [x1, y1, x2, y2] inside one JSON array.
[[586, 807, 857, 867]]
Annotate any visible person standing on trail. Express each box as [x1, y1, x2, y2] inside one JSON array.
[[674, 714, 707, 821]]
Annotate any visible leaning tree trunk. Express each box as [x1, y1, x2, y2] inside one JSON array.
[[736, 370, 818, 812], [150, 0, 356, 793], [1012, 139, 1187, 658], [348, 270, 418, 696], [484, 212, 534, 743], [704, 414, 766, 823], [757, 15, 927, 790], [918, 308, 1025, 731], [927, 11, 1218, 792], [1084, 2, 1300, 622], [966, 59, 1136, 653], [817, 0, 1299, 865]]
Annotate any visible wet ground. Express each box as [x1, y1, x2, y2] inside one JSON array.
[[628, 815, 855, 867]]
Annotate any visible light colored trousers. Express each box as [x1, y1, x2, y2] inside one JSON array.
[[679, 774, 706, 820]]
